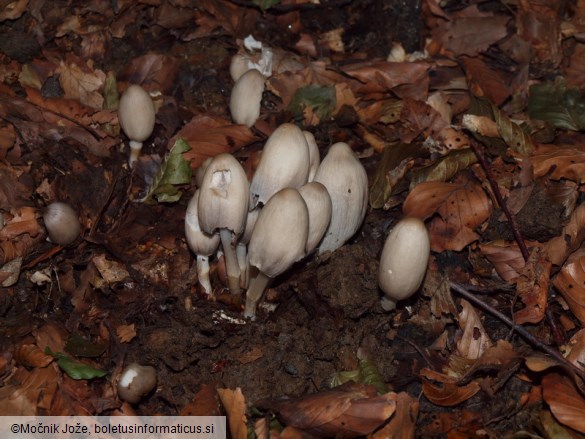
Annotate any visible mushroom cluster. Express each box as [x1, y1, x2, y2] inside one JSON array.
[[184, 122, 369, 319]]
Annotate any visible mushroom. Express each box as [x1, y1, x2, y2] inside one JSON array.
[[245, 188, 309, 319], [298, 182, 332, 254], [236, 207, 260, 289], [185, 190, 221, 297], [118, 84, 156, 166], [197, 153, 249, 294], [230, 52, 254, 82], [314, 142, 368, 254], [378, 217, 430, 311], [249, 123, 310, 209], [194, 157, 212, 188], [43, 202, 81, 245], [302, 130, 320, 182], [117, 363, 157, 404], [229, 68, 265, 127]]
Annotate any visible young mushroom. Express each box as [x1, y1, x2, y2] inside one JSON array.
[[230, 68, 265, 127], [378, 217, 430, 311], [298, 182, 332, 255], [197, 153, 249, 294], [314, 142, 368, 254], [185, 190, 221, 297], [43, 201, 81, 245], [249, 123, 310, 209], [245, 188, 309, 319], [118, 84, 156, 166], [117, 363, 157, 404]]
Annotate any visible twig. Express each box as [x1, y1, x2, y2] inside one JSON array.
[[468, 138, 529, 262], [449, 281, 585, 383]]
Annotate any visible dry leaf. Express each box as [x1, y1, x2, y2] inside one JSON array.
[[217, 387, 247, 439], [420, 368, 481, 407], [457, 299, 493, 359], [545, 202, 585, 266], [116, 324, 136, 343], [13, 344, 54, 368], [515, 248, 551, 325], [529, 144, 585, 183], [57, 61, 106, 110], [181, 382, 223, 416], [403, 178, 492, 252], [553, 247, 585, 325], [479, 240, 527, 282], [371, 392, 419, 439], [236, 346, 263, 365], [542, 373, 585, 434], [257, 383, 395, 438]]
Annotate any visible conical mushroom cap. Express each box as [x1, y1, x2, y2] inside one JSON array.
[[118, 84, 155, 142], [248, 188, 309, 278], [185, 190, 220, 257], [314, 142, 368, 254], [198, 153, 250, 238], [249, 123, 310, 209], [230, 69, 265, 127]]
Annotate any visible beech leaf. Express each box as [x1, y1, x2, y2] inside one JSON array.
[[528, 77, 585, 131], [542, 373, 585, 434], [289, 84, 336, 121], [44, 347, 107, 380]]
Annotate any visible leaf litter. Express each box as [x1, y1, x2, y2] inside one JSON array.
[[1, 0, 585, 437]]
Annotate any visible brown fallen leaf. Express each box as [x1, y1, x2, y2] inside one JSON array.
[[236, 346, 263, 365], [457, 299, 493, 360], [515, 247, 551, 325], [529, 143, 585, 184], [371, 392, 419, 439], [256, 382, 396, 439], [542, 373, 585, 434], [217, 387, 247, 439], [403, 177, 492, 252], [546, 202, 585, 267], [116, 324, 136, 344], [420, 368, 481, 407], [13, 344, 54, 369], [181, 382, 223, 416], [553, 247, 585, 325], [479, 240, 528, 282], [57, 60, 106, 110], [566, 329, 585, 369]]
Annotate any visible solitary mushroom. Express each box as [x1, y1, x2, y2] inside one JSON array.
[[314, 142, 368, 254], [197, 153, 249, 294], [378, 217, 430, 311], [245, 188, 309, 319], [118, 84, 156, 166], [185, 190, 221, 297], [117, 363, 157, 404], [43, 201, 81, 245], [249, 123, 310, 209], [230, 69, 265, 127]]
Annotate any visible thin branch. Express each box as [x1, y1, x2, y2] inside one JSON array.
[[449, 281, 585, 383], [468, 138, 529, 262]]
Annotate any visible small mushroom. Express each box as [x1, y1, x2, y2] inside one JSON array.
[[230, 68, 265, 127], [118, 84, 156, 166], [198, 153, 249, 294], [245, 188, 309, 319], [378, 217, 430, 311], [185, 190, 221, 297], [117, 363, 157, 404], [298, 182, 332, 254], [314, 142, 368, 254], [194, 157, 212, 188], [302, 130, 320, 182], [249, 123, 310, 209], [43, 202, 81, 245]]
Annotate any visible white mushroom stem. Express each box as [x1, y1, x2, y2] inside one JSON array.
[[236, 243, 249, 288], [129, 140, 144, 166], [196, 255, 212, 296], [219, 228, 241, 294], [244, 271, 271, 319]]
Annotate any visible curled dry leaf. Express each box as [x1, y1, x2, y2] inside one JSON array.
[[542, 373, 585, 434], [566, 329, 585, 369], [529, 144, 585, 183], [457, 299, 493, 360], [217, 387, 247, 439], [479, 240, 528, 282], [57, 61, 106, 110], [115, 324, 136, 344], [515, 247, 551, 325], [553, 247, 585, 325], [420, 368, 481, 407], [546, 202, 585, 266], [13, 344, 54, 368], [371, 392, 419, 439], [403, 179, 492, 252], [256, 382, 396, 438]]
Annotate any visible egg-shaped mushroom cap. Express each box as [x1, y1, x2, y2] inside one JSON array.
[[248, 188, 309, 278], [118, 84, 156, 143], [185, 190, 220, 257]]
